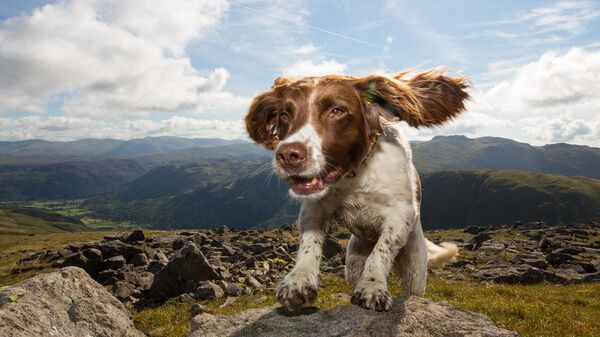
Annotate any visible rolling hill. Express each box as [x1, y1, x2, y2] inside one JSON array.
[[0, 206, 91, 235], [412, 135, 600, 178], [0, 136, 247, 159]]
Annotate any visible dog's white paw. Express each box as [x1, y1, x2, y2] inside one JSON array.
[[351, 282, 392, 311], [276, 274, 318, 310]]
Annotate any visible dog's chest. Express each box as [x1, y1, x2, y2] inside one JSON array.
[[329, 133, 416, 242]]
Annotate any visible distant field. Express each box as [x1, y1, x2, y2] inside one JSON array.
[[0, 201, 134, 235]]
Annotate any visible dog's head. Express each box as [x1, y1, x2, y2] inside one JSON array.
[[245, 68, 470, 200]]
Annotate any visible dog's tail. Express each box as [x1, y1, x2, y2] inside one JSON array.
[[425, 238, 458, 266]]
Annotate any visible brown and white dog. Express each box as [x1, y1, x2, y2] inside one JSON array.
[[245, 68, 469, 311]]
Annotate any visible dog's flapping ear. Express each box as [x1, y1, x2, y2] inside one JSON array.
[[245, 90, 284, 150], [355, 68, 470, 127], [245, 77, 295, 149]]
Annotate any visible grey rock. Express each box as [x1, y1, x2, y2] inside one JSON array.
[[104, 255, 126, 270], [149, 242, 220, 300], [187, 296, 518, 337], [113, 281, 137, 301], [98, 240, 144, 260], [546, 252, 574, 267], [191, 303, 206, 316], [465, 232, 491, 250], [130, 253, 149, 267], [195, 281, 224, 300], [225, 283, 244, 297], [125, 229, 145, 243], [0, 267, 145, 337], [323, 237, 343, 259], [245, 276, 262, 289], [473, 265, 566, 284]]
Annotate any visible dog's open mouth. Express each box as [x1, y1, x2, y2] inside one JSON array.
[[288, 169, 342, 195]]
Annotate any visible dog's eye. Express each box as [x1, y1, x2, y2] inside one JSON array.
[[279, 112, 290, 123], [327, 108, 347, 119]]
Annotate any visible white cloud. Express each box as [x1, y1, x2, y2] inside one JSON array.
[[0, 116, 246, 141], [0, 0, 249, 118], [522, 116, 591, 143], [469, 47, 600, 144], [521, 0, 600, 35], [295, 43, 318, 54], [283, 59, 347, 78]]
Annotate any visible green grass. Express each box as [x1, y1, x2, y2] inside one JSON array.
[[0, 230, 171, 286], [132, 273, 600, 337]]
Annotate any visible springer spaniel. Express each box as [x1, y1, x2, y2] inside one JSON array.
[[245, 68, 470, 311]]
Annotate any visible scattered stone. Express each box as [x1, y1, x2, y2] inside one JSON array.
[[465, 232, 491, 250], [114, 281, 137, 301], [104, 255, 126, 270], [225, 283, 244, 297], [191, 303, 206, 316], [130, 253, 149, 267], [473, 265, 566, 284], [219, 296, 238, 308], [245, 275, 262, 289], [323, 237, 344, 259], [195, 281, 224, 300], [148, 242, 220, 300], [125, 229, 145, 243]]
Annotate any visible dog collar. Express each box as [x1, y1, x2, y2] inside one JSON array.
[[346, 133, 379, 179]]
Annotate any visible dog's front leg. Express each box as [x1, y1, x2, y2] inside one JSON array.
[[351, 205, 416, 311], [276, 202, 327, 310]]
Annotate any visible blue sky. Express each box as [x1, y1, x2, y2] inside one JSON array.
[[0, 0, 599, 146]]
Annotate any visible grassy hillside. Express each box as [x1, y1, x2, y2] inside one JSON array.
[[421, 169, 600, 228], [0, 203, 133, 235], [0, 206, 92, 235], [0, 159, 147, 201], [86, 168, 600, 229]]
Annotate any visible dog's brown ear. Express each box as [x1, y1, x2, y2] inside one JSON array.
[[355, 68, 470, 127], [245, 91, 285, 150]]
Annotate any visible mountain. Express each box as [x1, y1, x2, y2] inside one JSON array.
[[0, 159, 146, 201], [0, 141, 270, 201], [85, 167, 600, 229], [0, 136, 248, 161], [412, 135, 600, 178], [420, 169, 600, 229]]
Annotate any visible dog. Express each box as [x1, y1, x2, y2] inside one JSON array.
[[244, 68, 470, 311]]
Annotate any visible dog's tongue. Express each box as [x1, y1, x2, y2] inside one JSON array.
[[290, 176, 325, 194]]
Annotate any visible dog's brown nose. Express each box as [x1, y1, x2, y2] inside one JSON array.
[[276, 142, 307, 170]]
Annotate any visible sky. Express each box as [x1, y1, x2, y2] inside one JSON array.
[[0, 0, 599, 146]]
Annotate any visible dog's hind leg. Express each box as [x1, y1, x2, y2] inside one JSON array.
[[393, 219, 427, 296], [345, 235, 375, 288]]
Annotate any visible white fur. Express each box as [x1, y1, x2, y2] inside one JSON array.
[[275, 122, 459, 311]]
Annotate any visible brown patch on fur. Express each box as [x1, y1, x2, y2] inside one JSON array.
[[354, 68, 470, 127]]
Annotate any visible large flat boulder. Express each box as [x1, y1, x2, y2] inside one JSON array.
[[188, 296, 518, 337], [0, 267, 145, 337]]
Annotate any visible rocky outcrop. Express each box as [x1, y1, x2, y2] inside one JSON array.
[[148, 242, 220, 300], [0, 267, 145, 337], [434, 222, 600, 284], [15, 223, 600, 308], [187, 296, 519, 337]]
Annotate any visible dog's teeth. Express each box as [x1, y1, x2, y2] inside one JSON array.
[[310, 177, 318, 184]]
